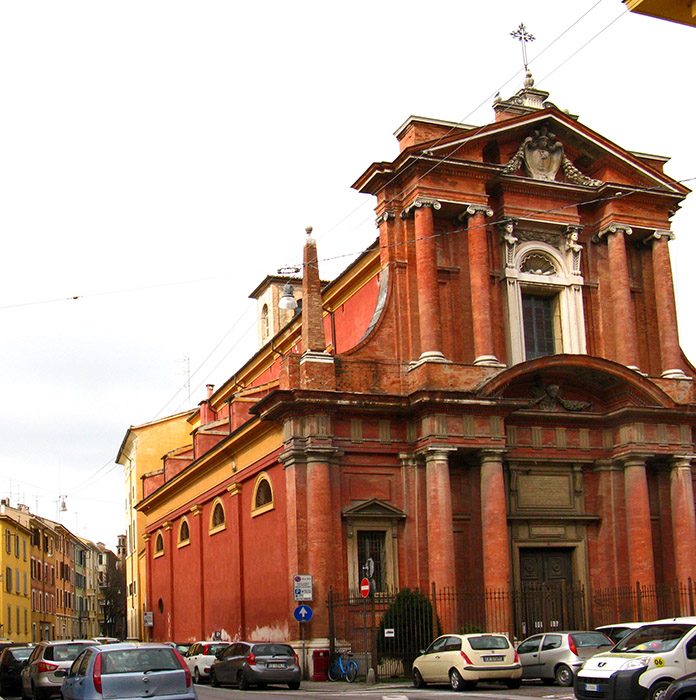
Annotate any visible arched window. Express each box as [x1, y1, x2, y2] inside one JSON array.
[[252, 473, 274, 516], [178, 519, 190, 546], [262, 303, 270, 339], [154, 532, 164, 557], [209, 499, 226, 533]]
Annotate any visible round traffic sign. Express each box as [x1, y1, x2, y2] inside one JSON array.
[[294, 604, 313, 622], [360, 577, 370, 598]]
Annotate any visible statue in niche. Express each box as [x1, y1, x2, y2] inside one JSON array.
[[528, 377, 593, 412]]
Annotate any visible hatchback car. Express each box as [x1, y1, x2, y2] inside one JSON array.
[[61, 642, 197, 700], [21, 640, 98, 700], [412, 633, 522, 690], [185, 642, 229, 684], [0, 644, 33, 696], [595, 622, 645, 644], [210, 641, 300, 690], [517, 631, 613, 686]]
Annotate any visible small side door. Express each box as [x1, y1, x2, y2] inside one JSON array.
[[538, 634, 563, 679], [418, 637, 450, 682], [517, 635, 543, 679], [215, 644, 237, 685], [61, 650, 93, 700]]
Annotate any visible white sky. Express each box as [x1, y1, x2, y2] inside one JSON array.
[[0, 1, 693, 551]]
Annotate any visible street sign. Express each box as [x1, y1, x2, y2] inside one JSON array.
[[360, 577, 371, 598], [294, 604, 313, 623], [384, 628, 395, 637], [293, 574, 313, 601], [143, 611, 154, 627]]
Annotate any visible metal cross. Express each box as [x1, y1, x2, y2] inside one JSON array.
[[510, 23, 535, 72]]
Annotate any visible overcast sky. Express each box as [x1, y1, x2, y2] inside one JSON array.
[[0, 1, 693, 550]]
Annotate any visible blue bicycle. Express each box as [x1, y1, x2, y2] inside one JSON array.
[[327, 651, 358, 682]]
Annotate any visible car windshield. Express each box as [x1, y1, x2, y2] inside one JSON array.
[[570, 632, 614, 647], [613, 624, 694, 654], [45, 644, 92, 662], [467, 636, 510, 650], [252, 644, 293, 657], [12, 648, 33, 660], [102, 648, 180, 674]]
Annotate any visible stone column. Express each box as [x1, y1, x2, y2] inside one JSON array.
[[306, 451, 334, 639], [598, 224, 639, 370], [480, 449, 512, 633], [670, 455, 696, 592], [649, 231, 687, 378], [402, 197, 447, 362], [623, 456, 656, 588], [463, 204, 501, 366]]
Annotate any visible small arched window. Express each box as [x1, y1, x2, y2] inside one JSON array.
[[262, 303, 270, 339], [209, 499, 226, 533], [252, 473, 274, 516], [178, 519, 190, 546], [154, 533, 164, 557]]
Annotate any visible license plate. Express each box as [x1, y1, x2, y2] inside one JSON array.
[[585, 683, 600, 692], [267, 662, 287, 668], [482, 655, 504, 662]]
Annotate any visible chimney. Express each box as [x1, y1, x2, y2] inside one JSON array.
[[199, 385, 217, 425]]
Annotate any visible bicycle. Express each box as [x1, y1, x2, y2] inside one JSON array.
[[327, 651, 359, 682]]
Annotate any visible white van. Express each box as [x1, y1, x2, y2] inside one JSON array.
[[575, 617, 696, 700]]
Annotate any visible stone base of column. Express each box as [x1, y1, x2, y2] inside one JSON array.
[[411, 351, 451, 368], [627, 365, 647, 376], [661, 368, 691, 380], [474, 354, 506, 367]]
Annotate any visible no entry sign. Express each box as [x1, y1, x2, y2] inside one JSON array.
[[360, 577, 370, 598]]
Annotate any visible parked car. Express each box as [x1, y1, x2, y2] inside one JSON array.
[[89, 638, 119, 646], [664, 670, 696, 700], [412, 633, 522, 690], [517, 631, 613, 686], [595, 622, 645, 644], [61, 642, 197, 700], [209, 641, 301, 690], [575, 617, 696, 700], [0, 644, 33, 696], [21, 640, 98, 700], [185, 642, 230, 684]]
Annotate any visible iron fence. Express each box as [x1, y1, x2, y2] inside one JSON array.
[[326, 579, 696, 681]]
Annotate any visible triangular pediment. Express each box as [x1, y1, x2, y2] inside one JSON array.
[[342, 498, 406, 519]]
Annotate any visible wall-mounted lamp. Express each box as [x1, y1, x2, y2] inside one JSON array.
[[278, 282, 298, 310]]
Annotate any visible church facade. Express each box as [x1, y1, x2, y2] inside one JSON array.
[[134, 78, 696, 648]]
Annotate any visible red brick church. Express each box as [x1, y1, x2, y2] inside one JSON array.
[[134, 74, 696, 649]]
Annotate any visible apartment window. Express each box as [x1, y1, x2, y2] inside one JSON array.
[[5, 530, 10, 553], [5, 567, 11, 592], [15, 569, 19, 593], [7, 606, 10, 634], [14, 535, 19, 558], [522, 293, 558, 359]]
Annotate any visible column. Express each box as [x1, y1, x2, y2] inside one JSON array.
[[463, 204, 501, 365], [190, 505, 206, 639], [650, 231, 687, 378], [306, 451, 333, 639], [623, 456, 656, 588], [402, 197, 447, 362], [480, 450, 512, 633], [424, 448, 456, 589], [670, 456, 696, 591], [599, 224, 639, 370]]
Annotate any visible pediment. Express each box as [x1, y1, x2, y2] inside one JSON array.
[[342, 498, 406, 519]]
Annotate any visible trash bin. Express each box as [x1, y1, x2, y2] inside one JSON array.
[[312, 649, 330, 681]]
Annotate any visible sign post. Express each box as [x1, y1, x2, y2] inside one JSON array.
[[293, 576, 313, 679], [360, 567, 372, 677]]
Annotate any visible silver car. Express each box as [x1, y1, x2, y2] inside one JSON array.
[[210, 641, 300, 690], [517, 631, 613, 686], [21, 640, 97, 700], [61, 643, 197, 700]]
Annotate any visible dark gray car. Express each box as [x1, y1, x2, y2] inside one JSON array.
[[210, 642, 300, 690], [517, 631, 613, 686], [61, 643, 197, 700]]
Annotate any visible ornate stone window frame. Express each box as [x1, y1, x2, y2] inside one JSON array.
[[502, 231, 586, 365], [177, 518, 190, 548], [209, 498, 227, 535], [251, 472, 274, 517], [153, 531, 164, 559]]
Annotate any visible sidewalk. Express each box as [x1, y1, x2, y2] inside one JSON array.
[[300, 679, 412, 693]]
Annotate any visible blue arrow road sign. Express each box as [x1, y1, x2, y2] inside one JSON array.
[[294, 604, 313, 623]]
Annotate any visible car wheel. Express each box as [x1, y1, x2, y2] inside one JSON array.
[[287, 681, 300, 690], [555, 664, 573, 687], [238, 671, 250, 690], [506, 678, 522, 689], [193, 668, 201, 684], [209, 669, 219, 688], [450, 669, 465, 691], [649, 680, 673, 700], [413, 668, 426, 688]]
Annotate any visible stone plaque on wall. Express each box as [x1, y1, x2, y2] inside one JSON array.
[[517, 473, 573, 509]]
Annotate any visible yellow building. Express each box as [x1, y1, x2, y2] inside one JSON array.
[[624, 0, 696, 27], [0, 513, 32, 642], [117, 411, 194, 641]]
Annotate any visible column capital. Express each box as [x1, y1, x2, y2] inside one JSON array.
[[646, 228, 676, 244], [594, 222, 633, 243], [479, 447, 507, 463], [458, 203, 494, 221], [618, 452, 651, 469], [418, 444, 457, 462], [375, 210, 396, 227], [400, 196, 441, 219], [670, 454, 695, 470]]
